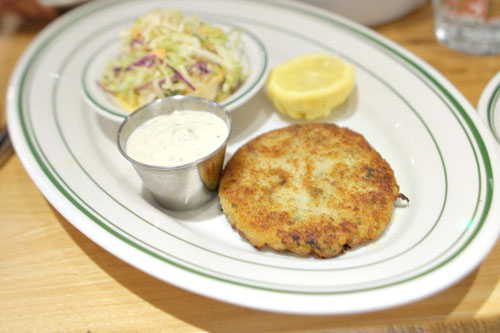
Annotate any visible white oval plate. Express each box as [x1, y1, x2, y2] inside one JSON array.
[[7, 0, 500, 315], [81, 18, 268, 122], [478, 71, 500, 147]]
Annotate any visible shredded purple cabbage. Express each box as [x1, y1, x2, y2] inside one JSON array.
[[111, 54, 196, 93], [133, 55, 156, 68], [130, 38, 144, 48], [232, 79, 243, 93], [167, 64, 196, 91], [135, 79, 166, 92], [121, 54, 157, 72], [135, 82, 152, 91], [188, 61, 210, 75]]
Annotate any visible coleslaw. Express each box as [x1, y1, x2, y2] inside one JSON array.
[[99, 9, 246, 111]]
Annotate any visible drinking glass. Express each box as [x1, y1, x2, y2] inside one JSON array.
[[432, 0, 500, 54]]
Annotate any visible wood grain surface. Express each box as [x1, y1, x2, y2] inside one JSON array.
[[2, 2, 500, 332]]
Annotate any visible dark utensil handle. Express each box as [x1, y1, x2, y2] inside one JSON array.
[[0, 126, 13, 167]]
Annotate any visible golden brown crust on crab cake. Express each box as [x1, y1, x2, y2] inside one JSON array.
[[218, 123, 401, 258]]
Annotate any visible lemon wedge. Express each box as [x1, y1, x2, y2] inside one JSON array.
[[266, 53, 355, 120]]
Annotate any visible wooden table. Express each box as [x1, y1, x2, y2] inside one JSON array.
[[2, 3, 500, 332]]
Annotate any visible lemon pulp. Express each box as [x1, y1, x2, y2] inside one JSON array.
[[266, 53, 355, 120]]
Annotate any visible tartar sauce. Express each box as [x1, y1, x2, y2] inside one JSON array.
[[126, 110, 228, 167]]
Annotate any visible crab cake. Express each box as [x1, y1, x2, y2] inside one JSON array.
[[218, 123, 401, 258]]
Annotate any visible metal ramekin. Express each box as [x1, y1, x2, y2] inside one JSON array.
[[117, 95, 232, 211]]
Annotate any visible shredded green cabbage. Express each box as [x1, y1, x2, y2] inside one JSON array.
[[99, 9, 246, 111]]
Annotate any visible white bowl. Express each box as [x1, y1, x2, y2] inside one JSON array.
[[478, 71, 500, 148], [81, 22, 268, 122], [296, 0, 428, 26]]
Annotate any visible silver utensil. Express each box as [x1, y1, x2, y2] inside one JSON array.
[[0, 126, 13, 167]]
